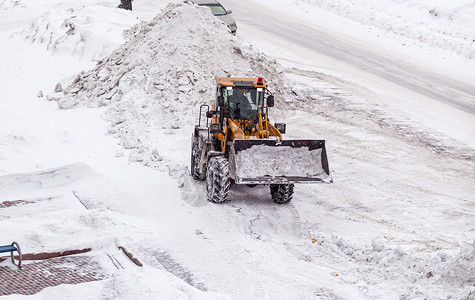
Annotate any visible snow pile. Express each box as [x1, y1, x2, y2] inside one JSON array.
[[441, 240, 475, 292], [0, 0, 26, 10], [14, 4, 138, 61], [318, 233, 475, 298], [269, 0, 475, 59], [52, 3, 286, 174]]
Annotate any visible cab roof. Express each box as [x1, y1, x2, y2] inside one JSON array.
[[215, 77, 267, 88]]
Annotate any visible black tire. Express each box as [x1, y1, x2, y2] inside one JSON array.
[[206, 157, 231, 203], [270, 184, 294, 204], [191, 136, 206, 181]]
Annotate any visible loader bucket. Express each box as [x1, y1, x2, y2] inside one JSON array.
[[229, 139, 332, 185]]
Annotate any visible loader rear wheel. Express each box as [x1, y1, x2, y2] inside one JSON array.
[[191, 136, 206, 181], [270, 184, 294, 204], [206, 157, 231, 203]]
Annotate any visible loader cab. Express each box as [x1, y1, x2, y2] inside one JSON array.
[[223, 85, 264, 120], [215, 77, 267, 121]]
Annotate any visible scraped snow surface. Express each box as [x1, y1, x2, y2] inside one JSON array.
[[1, 0, 474, 299], [251, 0, 475, 60]]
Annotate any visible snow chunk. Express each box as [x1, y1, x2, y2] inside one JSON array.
[[441, 240, 475, 288], [235, 145, 326, 179]]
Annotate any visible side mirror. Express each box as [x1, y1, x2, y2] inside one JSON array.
[[206, 110, 216, 118], [267, 95, 275, 107], [226, 9, 232, 14], [274, 123, 286, 134], [209, 122, 222, 134]]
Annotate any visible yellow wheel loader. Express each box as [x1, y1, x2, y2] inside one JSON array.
[[191, 77, 332, 204]]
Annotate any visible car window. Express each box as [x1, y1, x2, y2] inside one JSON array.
[[202, 4, 227, 16]]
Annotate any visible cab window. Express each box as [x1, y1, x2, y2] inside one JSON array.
[[223, 87, 264, 120]]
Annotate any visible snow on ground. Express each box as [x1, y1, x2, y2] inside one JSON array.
[[226, 0, 475, 151], [1, 0, 474, 299], [246, 0, 475, 61]]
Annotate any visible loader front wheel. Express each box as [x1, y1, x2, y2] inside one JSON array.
[[206, 157, 231, 203], [270, 184, 294, 204], [191, 136, 206, 181]]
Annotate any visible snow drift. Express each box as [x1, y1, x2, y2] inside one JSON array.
[[315, 233, 475, 299], [14, 3, 138, 61]]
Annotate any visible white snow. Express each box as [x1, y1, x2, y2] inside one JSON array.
[[1, 0, 474, 299], [230, 0, 475, 149], [48, 3, 285, 176], [234, 144, 327, 180], [255, 0, 475, 59], [13, 5, 138, 61]]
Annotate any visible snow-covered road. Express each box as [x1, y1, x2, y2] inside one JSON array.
[[230, 0, 475, 113], [221, 0, 475, 148]]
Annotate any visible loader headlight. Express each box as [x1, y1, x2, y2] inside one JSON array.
[[275, 123, 286, 134], [210, 122, 222, 134]]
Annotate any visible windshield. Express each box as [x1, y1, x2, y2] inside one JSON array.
[[201, 4, 227, 16], [223, 86, 265, 120]]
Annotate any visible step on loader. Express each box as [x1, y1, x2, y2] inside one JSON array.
[[191, 77, 332, 204]]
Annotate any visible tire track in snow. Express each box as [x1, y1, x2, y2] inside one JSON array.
[[209, 187, 355, 298], [286, 68, 474, 162], [137, 247, 208, 291]]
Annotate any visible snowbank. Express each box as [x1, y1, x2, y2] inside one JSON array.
[[256, 0, 475, 59], [13, 3, 138, 61], [441, 240, 475, 292], [316, 233, 475, 299], [51, 3, 286, 175], [0, 163, 96, 196], [0, 0, 26, 10]]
